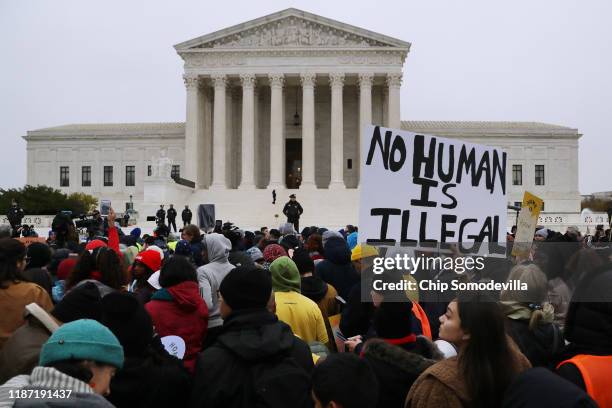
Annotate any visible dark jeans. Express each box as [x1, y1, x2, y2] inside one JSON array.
[[289, 219, 300, 233]]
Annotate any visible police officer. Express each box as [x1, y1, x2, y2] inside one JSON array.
[[156, 205, 166, 226], [167, 204, 178, 232], [7, 200, 24, 238], [282, 194, 303, 232], [182, 205, 192, 227]]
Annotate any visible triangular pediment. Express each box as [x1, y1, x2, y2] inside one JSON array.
[[175, 8, 410, 51]]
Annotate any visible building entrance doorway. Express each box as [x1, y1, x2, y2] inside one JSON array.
[[286, 139, 302, 189]]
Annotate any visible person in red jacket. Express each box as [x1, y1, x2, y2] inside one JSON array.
[[145, 256, 208, 373]]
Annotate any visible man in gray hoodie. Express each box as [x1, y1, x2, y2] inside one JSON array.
[[196, 233, 235, 347]]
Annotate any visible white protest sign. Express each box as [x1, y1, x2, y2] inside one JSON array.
[[359, 126, 507, 248], [160, 335, 186, 359]]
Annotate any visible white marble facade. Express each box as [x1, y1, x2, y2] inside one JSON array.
[[23, 8, 582, 228]]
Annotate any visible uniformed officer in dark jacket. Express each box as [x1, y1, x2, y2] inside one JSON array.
[[7, 200, 24, 237], [182, 205, 192, 227], [167, 204, 178, 232], [283, 194, 303, 232], [156, 205, 166, 225]]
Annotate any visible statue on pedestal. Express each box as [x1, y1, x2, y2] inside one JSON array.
[[151, 148, 173, 179]]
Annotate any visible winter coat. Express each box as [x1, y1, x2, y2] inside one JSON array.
[[0, 281, 53, 350], [502, 367, 597, 408], [340, 283, 375, 338], [0, 304, 59, 383], [505, 317, 563, 367], [228, 250, 254, 268], [300, 276, 339, 321], [406, 341, 531, 408], [315, 237, 359, 300], [196, 234, 234, 329], [0, 366, 114, 407], [21, 268, 52, 295], [107, 339, 192, 408], [145, 281, 208, 373], [189, 309, 314, 408], [167, 208, 177, 220], [282, 201, 303, 222], [362, 339, 441, 408], [182, 209, 192, 222]]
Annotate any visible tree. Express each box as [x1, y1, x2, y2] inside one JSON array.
[[581, 197, 612, 212], [0, 185, 98, 215]]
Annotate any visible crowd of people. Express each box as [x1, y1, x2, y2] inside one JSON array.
[[0, 206, 610, 407]]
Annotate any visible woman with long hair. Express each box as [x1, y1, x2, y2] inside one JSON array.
[[501, 263, 563, 366], [66, 246, 127, 294], [0, 238, 53, 349], [406, 292, 531, 408]]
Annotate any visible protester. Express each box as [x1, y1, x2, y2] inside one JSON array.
[[190, 265, 313, 408], [128, 249, 162, 304], [500, 263, 563, 366], [292, 248, 339, 321], [0, 319, 124, 406], [145, 256, 208, 373], [305, 233, 324, 263], [270, 256, 328, 346], [66, 245, 126, 295], [555, 268, 612, 407], [196, 233, 233, 345], [181, 224, 205, 267], [22, 242, 53, 294], [316, 236, 359, 300], [311, 353, 379, 408], [0, 281, 103, 383], [101, 291, 192, 408], [262, 243, 287, 270], [0, 238, 53, 350], [406, 292, 531, 408], [222, 227, 254, 267]]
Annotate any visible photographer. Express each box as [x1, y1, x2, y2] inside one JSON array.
[[6, 200, 24, 238]]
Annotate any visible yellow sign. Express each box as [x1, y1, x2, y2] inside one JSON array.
[[511, 191, 544, 257]]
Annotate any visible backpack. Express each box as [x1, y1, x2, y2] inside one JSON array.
[[247, 352, 312, 408]]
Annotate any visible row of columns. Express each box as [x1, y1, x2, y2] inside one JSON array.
[[184, 72, 403, 189]]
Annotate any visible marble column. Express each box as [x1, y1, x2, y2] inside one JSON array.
[[240, 74, 256, 188], [387, 73, 402, 130], [300, 73, 316, 188], [329, 72, 345, 188], [183, 74, 200, 185], [358, 73, 374, 188], [268, 73, 285, 188], [211, 74, 227, 188]]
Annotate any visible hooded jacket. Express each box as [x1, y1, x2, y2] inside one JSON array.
[[189, 309, 314, 408], [196, 234, 234, 328], [145, 281, 208, 373], [315, 237, 359, 299]]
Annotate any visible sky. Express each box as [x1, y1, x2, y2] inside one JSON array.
[[1, 0, 610, 194]]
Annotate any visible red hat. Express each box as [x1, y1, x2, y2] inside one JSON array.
[[86, 240, 107, 251], [135, 250, 162, 272], [57, 258, 78, 281]]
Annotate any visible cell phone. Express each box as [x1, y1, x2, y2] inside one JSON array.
[[100, 200, 111, 216], [335, 331, 348, 342], [215, 220, 222, 227]]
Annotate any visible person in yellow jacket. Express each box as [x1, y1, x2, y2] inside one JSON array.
[[269, 256, 329, 347]]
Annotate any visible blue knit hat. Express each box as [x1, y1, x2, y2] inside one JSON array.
[[39, 319, 124, 369]]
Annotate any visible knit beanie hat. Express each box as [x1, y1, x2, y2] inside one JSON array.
[[100, 292, 154, 357], [219, 266, 272, 310], [173, 240, 191, 257], [270, 256, 301, 293], [130, 228, 142, 239], [56, 258, 78, 281], [26, 242, 52, 268], [246, 246, 264, 262], [373, 302, 414, 340], [263, 244, 287, 263], [291, 248, 314, 275], [85, 240, 107, 251], [351, 244, 380, 261], [51, 281, 102, 323], [39, 319, 124, 369], [135, 250, 162, 273]]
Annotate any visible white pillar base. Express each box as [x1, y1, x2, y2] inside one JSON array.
[[328, 181, 346, 189]]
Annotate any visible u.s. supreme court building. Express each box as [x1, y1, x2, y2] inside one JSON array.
[[23, 8, 582, 229]]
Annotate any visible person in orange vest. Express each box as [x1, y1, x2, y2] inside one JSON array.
[[555, 269, 612, 408]]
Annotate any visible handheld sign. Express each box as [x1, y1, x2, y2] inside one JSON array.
[[511, 192, 544, 258], [359, 126, 507, 250], [160, 335, 186, 359]]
